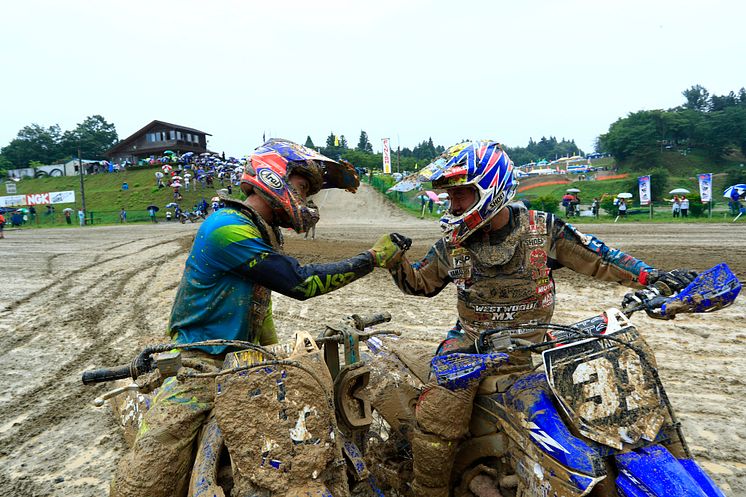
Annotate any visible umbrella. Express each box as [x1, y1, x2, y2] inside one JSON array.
[[200, 152, 211, 156], [211, 196, 220, 202], [617, 193, 633, 199], [566, 188, 581, 193], [437, 192, 449, 200], [165, 202, 179, 208], [146, 205, 160, 212], [424, 190, 443, 203], [724, 184, 746, 199], [171, 175, 183, 181], [62, 208, 74, 212], [162, 165, 173, 172], [163, 150, 175, 156], [171, 181, 182, 188], [669, 188, 690, 194]]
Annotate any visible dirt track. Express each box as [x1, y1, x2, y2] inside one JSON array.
[[1, 184, 745, 496]]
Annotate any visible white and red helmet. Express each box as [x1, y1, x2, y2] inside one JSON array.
[[241, 138, 359, 232]]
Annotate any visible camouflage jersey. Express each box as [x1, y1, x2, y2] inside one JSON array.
[[390, 203, 653, 347]]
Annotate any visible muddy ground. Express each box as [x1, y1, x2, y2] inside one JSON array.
[[1, 185, 745, 496]]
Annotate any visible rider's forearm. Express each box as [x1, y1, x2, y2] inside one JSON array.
[[389, 246, 451, 297], [249, 251, 375, 300], [553, 227, 653, 288]]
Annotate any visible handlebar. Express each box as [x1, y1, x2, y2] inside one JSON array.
[[82, 313, 396, 386], [466, 263, 741, 354], [82, 364, 135, 385], [352, 312, 392, 330]]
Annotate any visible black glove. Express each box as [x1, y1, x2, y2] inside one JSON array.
[[650, 268, 699, 296], [390, 232, 412, 251]]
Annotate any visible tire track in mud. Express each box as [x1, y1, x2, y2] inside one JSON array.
[[0, 234, 192, 354], [0, 254, 174, 444], [1, 236, 189, 316], [0, 239, 190, 497]]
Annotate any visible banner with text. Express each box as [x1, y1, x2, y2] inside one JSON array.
[[382, 138, 392, 174], [638, 175, 651, 205], [0, 190, 76, 207], [698, 173, 712, 202]]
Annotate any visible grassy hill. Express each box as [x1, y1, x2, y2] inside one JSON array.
[[5, 166, 231, 225]]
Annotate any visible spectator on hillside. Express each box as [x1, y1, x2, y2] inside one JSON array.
[[0, 213, 5, 239], [78, 209, 85, 226], [664, 195, 681, 218], [120, 208, 127, 223], [617, 198, 628, 218], [65, 209, 72, 225], [592, 197, 600, 218], [680, 195, 689, 218]]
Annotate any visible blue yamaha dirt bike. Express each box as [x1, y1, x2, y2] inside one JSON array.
[[364, 263, 740, 497]]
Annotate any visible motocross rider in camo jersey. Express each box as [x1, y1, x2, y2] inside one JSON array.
[[380, 141, 698, 497], [110, 139, 403, 497]]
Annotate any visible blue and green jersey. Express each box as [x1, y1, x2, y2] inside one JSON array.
[[169, 207, 374, 354]]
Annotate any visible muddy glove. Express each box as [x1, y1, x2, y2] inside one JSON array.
[[649, 268, 699, 296], [369, 233, 411, 268]]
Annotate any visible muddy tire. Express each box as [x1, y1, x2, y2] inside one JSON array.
[[363, 410, 414, 496]]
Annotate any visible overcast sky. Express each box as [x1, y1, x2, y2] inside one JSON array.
[[2, 0, 745, 157]]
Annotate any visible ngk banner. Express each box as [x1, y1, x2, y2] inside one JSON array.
[[638, 175, 651, 205], [0, 190, 75, 207], [382, 138, 392, 174], [698, 173, 712, 202]]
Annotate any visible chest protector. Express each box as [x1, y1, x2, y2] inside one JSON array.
[[448, 206, 556, 342]]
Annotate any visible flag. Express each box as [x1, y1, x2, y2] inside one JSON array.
[[638, 175, 651, 205], [334, 134, 339, 147], [698, 173, 712, 202], [382, 138, 392, 174]]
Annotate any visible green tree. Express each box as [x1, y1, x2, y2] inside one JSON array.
[[0, 123, 63, 166], [304, 136, 315, 149], [682, 84, 709, 111], [60, 115, 118, 159], [356, 130, 373, 153]]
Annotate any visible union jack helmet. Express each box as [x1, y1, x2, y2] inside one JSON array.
[[241, 138, 359, 232], [432, 141, 517, 244]]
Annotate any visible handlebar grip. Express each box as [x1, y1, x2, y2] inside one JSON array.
[[352, 312, 392, 330], [82, 364, 133, 385]]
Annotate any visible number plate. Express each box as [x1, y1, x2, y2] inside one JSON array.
[[542, 327, 665, 450]]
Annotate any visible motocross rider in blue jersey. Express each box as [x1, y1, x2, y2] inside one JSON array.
[[383, 141, 697, 497], [110, 139, 404, 497]]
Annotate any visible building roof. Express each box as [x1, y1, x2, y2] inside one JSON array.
[[106, 120, 212, 155]]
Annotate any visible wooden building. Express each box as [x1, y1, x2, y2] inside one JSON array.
[[106, 120, 211, 164]]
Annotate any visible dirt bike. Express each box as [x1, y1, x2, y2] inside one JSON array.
[[179, 209, 206, 224], [82, 312, 398, 496], [361, 263, 740, 497]]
